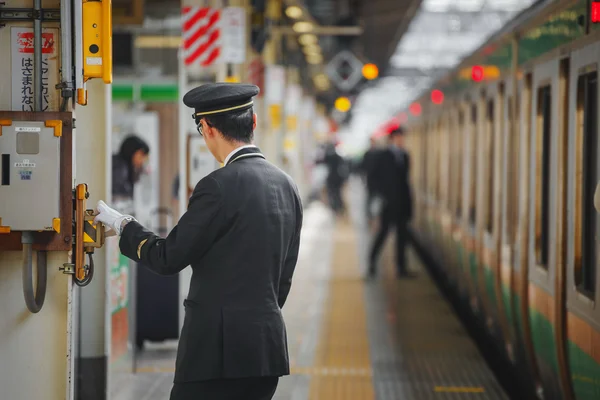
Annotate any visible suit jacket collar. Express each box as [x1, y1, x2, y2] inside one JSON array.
[[225, 146, 265, 166]]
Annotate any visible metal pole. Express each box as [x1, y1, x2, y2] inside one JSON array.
[[60, 0, 73, 96], [33, 0, 42, 112]]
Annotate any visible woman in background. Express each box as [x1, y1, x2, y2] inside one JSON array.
[[112, 135, 150, 203]]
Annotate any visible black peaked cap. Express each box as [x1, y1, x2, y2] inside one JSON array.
[[183, 83, 260, 121]]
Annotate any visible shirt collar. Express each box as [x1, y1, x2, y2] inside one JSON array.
[[223, 144, 257, 166]]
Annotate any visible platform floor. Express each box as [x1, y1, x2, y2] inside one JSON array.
[[110, 184, 509, 400]]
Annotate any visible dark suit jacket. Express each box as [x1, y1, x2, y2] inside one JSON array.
[[119, 146, 303, 383], [361, 148, 382, 192], [371, 147, 412, 221], [112, 154, 134, 200]]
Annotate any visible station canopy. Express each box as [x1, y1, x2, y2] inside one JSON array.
[[347, 0, 537, 148]]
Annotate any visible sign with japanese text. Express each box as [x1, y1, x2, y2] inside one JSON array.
[[11, 27, 59, 112], [221, 7, 246, 64]]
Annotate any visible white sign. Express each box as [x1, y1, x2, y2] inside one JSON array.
[[221, 7, 246, 64], [265, 65, 285, 105], [188, 135, 217, 189], [284, 84, 302, 116], [11, 27, 60, 112]]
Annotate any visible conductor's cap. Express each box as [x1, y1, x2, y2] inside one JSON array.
[[183, 83, 260, 121]]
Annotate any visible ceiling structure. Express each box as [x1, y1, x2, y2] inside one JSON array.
[[347, 0, 538, 149], [113, 0, 541, 151], [282, 0, 423, 110]]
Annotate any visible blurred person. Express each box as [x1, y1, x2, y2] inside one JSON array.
[[112, 134, 150, 203], [319, 142, 348, 215], [368, 127, 414, 279], [361, 137, 381, 221], [94, 83, 303, 400]]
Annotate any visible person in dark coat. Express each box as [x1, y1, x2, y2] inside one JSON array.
[[112, 135, 150, 201], [368, 127, 414, 279], [94, 83, 303, 400], [360, 137, 381, 220], [319, 142, 347, 214]]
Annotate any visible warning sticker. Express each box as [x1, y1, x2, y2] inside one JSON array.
[[10, 27, 59, 112]]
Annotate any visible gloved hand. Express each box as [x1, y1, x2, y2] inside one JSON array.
[[94, 200, 135, 235]]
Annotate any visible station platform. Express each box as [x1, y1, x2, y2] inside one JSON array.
[[110, 187, 510, 400]]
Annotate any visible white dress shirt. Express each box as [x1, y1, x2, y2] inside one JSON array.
[[223, 144, 258, 166]]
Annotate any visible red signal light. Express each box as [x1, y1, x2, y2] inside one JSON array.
[[472, 65, 484, 82], [409, 102, 422, 116], [593, 2, 600, 23], [431, 89, 444, 105]]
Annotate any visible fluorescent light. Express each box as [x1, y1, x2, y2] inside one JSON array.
[[307, 53, 323, 64], [293, 21, 313, 33], [302, 44, 321, 55], [299, 34, 318, 46], [285, 6, 303, 19]]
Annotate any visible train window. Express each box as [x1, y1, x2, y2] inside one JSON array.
[[486, 100, 495, 234], [575, 70, 598, 296], [535, 85, 552, 268], [456, 111, 464, 218], [469, 104, 477, 225]]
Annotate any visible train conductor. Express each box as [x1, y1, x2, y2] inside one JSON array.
[[94, 83, 304, 400]]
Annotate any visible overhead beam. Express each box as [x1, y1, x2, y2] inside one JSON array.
[[272, 25, 364, 36]]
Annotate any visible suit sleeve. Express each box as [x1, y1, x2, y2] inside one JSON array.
[[119, 176, 224, 275], [278, 197, 303, 308], [405, 152, 413, 220]]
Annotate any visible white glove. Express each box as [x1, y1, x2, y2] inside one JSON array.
[[94, 200, 135, 235]]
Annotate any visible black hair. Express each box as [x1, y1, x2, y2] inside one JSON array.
[[204, 108, 254, 143], [389, 126, 405, 137], [119, 135, 150, 160], [118, 135, 149, 185]]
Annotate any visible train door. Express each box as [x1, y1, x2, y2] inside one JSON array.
[[501, 79, 518, 357], [431, 117, 444, 260], [440, 112, 456, 282], [416, 125, 427, 238], [464, 93, 482, 314], [513, 70, 543, 396], [425, 120, 436, 244], [453, 103, 470, 300], [528, 57, 563, 400], [447, 106, 463, 293], [566, 43, 600, 400], [502, 71, 541, 389], [476, 83, 501, 332]]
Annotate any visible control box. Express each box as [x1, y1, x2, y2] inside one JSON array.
[[82, 0, 113, 84], [0, 120, 61, 231]]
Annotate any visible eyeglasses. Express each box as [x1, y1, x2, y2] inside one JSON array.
[[195, 118, 213, 137]]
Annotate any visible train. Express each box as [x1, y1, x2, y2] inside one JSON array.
[[402, 0, 600, 399]]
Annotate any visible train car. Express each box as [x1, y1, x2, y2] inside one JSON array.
[[404, 0, 600, 399]]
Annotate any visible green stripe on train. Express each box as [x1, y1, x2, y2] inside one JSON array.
[[569, 340, 600, 399], [483, 264, 497, 306]]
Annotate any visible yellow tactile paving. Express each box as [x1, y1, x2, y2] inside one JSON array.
[[308, 217, 375, 400]]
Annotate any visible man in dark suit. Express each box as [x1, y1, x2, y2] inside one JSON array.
[[368, 127, 413, 279], [360, 137, 381, 221], [94, 83, 303, 400]]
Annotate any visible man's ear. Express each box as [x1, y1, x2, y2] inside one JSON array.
[[252, 113, 257, 131], [204, 121, 216, 139]]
